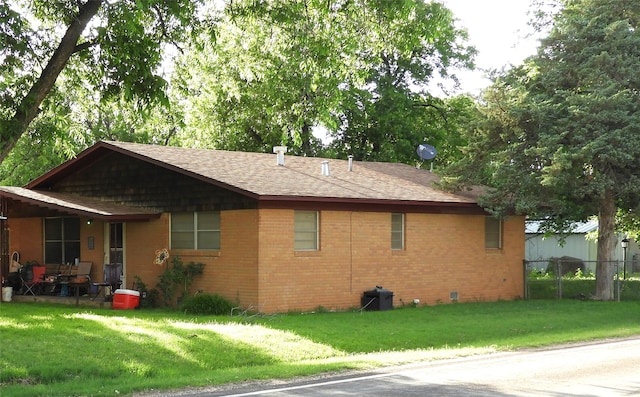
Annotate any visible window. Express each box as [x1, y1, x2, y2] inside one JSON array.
[[44, 217, 80, 264], [294, 210, 318, 251], [485, 216, 502, 249], [109, 223, 123, 264], [171, 211, 220, 250], [391, 213, 405, 250]]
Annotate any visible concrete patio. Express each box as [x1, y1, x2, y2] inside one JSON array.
[[7, 293, 113, 308]]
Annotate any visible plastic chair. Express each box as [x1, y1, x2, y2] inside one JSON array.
[[21, 263, 46, 295]]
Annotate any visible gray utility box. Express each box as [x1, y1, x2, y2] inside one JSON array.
[[361, 286, 394, 311]]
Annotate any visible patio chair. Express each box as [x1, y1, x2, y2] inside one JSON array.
[[20, 262, 46, 295], [74, 262, 92, 282], [68, 262, 92, 298], [91, 263, 122, 300]]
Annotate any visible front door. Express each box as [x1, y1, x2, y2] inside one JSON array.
[[105, 222, 125, 289]]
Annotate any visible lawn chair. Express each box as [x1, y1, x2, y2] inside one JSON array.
[[69, 262, 92, 298], [74, 262, 92, 282], [91, 263, 122, 300], [20, 262, 46, 295]]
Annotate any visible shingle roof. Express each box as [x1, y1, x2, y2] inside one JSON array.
[[92, 141, 481, 205], [0, 186, 160, 220]]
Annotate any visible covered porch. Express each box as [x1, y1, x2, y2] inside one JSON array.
[[0, 186, 161, 305]]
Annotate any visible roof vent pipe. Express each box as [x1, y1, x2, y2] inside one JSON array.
[[348, 155, 353, 172], [321, 160, 330, 176], [273, 146, 287, 166]]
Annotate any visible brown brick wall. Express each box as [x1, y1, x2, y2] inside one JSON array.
[[80, 218, 105, 280], [125, 215, 169, 290], [163, 209, 260, 308], [256, 210, 525, 312], [6, 209, 524, 313], [8, 218, 43, 265]]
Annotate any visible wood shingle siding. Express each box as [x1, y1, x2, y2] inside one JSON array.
[[54, 152, 258, 212]]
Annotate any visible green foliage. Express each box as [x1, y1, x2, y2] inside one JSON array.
[[132, 275, 159, 308], [567, 268, 595, 280], [617, 209, 640, 241], [0, 0, 204, 162], [180, 293, 234, 315], [445, 0, 640, 300], [156, 256, 205, 306], [528, 269, 553, 280], [174, 0, 475, 163]]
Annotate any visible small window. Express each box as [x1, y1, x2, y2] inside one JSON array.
[[485, 216, 502, 249], [391, 213, 405, 250], [171, 211, 220, 250], [294, 210, 318, 251]]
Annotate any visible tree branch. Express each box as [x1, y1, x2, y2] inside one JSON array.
[[152, 3, 184, 54], [73, 40, 98, 54], [1, 0, 103, 162], [413, 102, 448, 123]]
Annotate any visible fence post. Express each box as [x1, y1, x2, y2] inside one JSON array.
[[616, 260, 621, 302], [523, 260, 529, 300], [556, 259, 562, 299]]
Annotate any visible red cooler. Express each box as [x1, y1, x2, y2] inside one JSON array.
[[112, 289, 140, 309]]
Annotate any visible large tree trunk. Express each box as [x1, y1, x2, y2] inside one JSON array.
[[595, 188, 617, 300], [0, 0, 102, 162]]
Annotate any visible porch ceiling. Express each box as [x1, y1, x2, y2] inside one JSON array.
[[0, 186, 161, 221]]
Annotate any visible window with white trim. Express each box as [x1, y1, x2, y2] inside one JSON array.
[[391, 213, 405, 250], [485, 216, 502, 249], [294, 210, 319, 251], [171, 211, 220, 250]]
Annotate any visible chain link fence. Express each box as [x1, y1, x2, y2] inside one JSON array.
[[524, 259, 640, 301]]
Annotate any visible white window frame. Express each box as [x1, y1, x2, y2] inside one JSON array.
[[171, 211, 220, 250], [391, 213, 405, 250], [294, 210, 319, 251]]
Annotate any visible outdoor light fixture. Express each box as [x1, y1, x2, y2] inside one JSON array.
[[86, 219, 93, 225], [621, 238, 629, 280]]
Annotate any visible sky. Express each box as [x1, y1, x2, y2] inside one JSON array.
[[439, 0, 543, 96]]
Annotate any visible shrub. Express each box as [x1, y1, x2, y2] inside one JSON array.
[[132, 275, 162, 308], [157, 257, 205, 306], [180, 293, 234, 315]]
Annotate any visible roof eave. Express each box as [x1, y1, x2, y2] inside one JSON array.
[[0, 188, 161, 221], [257, 195, 487, 214]]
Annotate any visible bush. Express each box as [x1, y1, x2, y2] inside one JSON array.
[[180, 293, 234, 315], [156, 257, 205, 306]]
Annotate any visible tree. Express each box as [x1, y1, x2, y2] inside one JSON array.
[[329, 0, 475, 164], [174, 0, 475, 159], [0, 0, 204, 162], [445, 0, 640, 300]]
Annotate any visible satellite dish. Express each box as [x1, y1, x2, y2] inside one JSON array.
[[416, 143, 437, 160]]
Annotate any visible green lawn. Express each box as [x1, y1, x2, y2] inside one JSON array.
[[1, 300, 639, 397]]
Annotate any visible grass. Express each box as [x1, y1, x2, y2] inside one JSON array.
[[1, 300, 639, 396]]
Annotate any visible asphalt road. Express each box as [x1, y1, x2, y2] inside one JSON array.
[[146, 337, 640, 397]]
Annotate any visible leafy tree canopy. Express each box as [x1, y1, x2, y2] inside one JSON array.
[[0, 0, 206, 163], [444, 0, 640, 299], [174, 0, 475, 163]]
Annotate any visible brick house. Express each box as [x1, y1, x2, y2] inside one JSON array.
[[0, 141, 524, 312]]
